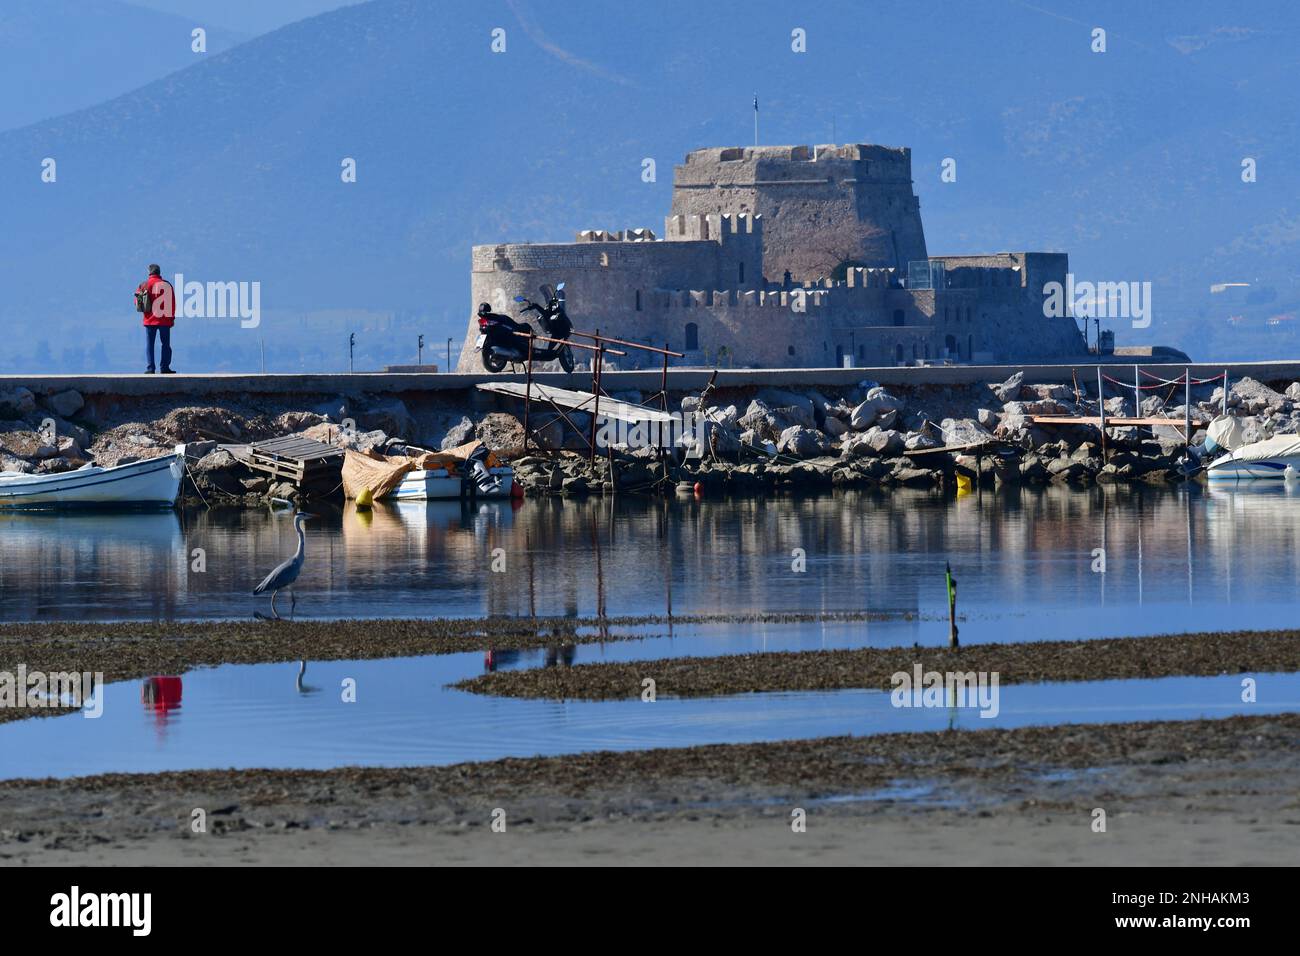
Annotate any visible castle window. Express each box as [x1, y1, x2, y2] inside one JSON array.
[[967, 334, 973, 359], [685, 322, 699, 351], [857, 345, 865, 361], [895, 344, 904, 364], [835, 344, 845, 366], [635, 290, 642, 311], [945, 334, 957, 356], [944, 306, 950, 324], [893, 309, 905, 327], [738, 262, 745, 283], [788, 345, 795, 357]]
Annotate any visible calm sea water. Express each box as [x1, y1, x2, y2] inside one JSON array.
[[2, 483, 1299, 643], [2, 661, 1296, 780], [2, 483, 1298, 779]]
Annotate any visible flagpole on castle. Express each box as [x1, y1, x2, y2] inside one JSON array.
[[753, 94, 758, 146]]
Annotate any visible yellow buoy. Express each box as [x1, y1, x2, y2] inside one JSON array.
[[356, 487, 374, 509], [956, 473, 973, 495]]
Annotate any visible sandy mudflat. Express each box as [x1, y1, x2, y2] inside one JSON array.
[[2, 714, 1297, 866], [455, 629, 1300, 699], [4, 617, 1299, 724]]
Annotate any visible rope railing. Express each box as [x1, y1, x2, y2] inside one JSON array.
[[1099, 369, 1228, 392], [1090, 366, 1229, 454], [1139, 368, 1227, 387]]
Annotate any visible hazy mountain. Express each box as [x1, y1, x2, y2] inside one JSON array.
[[0, 0, 248, 132], [125, 0, 364, 36], [0, 0, 1296, 372]]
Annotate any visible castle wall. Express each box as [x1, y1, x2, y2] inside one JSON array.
[[458, 215, 763, 371], [456, 146, 1087, 372], [669, 144, 928, 282]]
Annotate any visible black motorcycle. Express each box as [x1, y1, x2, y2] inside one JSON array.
[[513, 282, 575, 373]]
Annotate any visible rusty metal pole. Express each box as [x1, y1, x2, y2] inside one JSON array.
[[588, 330, 603, 464], [660, 345, 669, 412], [946, 562, 959, 650], [523, 335, 534, 453]]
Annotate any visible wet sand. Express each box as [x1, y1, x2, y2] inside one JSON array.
[[455, 629, 1300, 699], [2, 713, 1298, 866]]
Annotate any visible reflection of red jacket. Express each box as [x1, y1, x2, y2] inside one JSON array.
[[136, 274, 175, 327]]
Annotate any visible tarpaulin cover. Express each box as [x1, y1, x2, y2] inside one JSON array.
[[1205, 415, 1245, 453], [342, 441, 501, 500], [1218, 433, 1300, 462]]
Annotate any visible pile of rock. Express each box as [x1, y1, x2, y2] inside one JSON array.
[[0, 386, 93, 474], [662, 372, 1300, 492]]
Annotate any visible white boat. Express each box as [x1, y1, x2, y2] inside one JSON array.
[[0, 445, 186, 508], [387, 464, 515, 500], [1206, 434, 1300, 481]]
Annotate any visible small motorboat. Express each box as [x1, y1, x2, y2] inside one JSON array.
[[344, 440, 515, 503], [1205, 434, 1300, 481], [0, 445, 186, 508], [388, 464, 515, 500]]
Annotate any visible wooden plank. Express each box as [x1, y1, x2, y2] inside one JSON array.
[[904, 440, 1006, 456], [478, 381, 678, 425], [1032, 416, 1208, 426]]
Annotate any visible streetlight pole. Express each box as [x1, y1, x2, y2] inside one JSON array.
[[446, 337, 453, 373], [349, 332, 355, 373], [418, 334, 424, 367]]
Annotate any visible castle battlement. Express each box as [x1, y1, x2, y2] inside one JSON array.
[[663, 212, 761, 242], [575, 227, 657, 242], [681, 144, 911, 170], [844, 267, 898, 289], [631, 288, 829, 311]]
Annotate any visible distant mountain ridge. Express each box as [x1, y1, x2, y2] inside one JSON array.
[[0, 0, 1296, 371], [0, 0, 248, 132]]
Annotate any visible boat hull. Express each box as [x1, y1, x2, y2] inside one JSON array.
[[387, 467, 514, 500], [1205, 456, 1300, 480], [0, 452, 184, 508]]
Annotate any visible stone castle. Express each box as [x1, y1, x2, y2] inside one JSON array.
[[457, 143, 1088, 371]]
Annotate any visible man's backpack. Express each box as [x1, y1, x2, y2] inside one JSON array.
[[134, 287, 150, 313]]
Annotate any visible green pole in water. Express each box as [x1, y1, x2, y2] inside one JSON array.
[[946, 562, 959, 649]]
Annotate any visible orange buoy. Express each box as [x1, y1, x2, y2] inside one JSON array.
[[693, 481, 703, 496]]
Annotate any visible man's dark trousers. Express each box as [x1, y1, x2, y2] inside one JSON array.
[[145, 326, 172, 372]]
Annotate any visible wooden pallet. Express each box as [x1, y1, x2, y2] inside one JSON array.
[[243, 435, 343, 484]]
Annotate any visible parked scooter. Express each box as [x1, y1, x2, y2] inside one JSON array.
[[474, 301, 531, 373], [513, 282, 575, 373]]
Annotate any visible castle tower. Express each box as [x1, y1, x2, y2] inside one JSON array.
[[668, 144, 928, 283]]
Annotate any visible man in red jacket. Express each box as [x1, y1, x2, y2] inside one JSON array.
[[135, 263, 176, 373]]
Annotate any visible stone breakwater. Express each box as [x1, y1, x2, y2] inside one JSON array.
[[2, 371, 1298, 504]]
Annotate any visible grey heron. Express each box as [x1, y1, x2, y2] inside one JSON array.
[[253, 512, 316, 617]]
